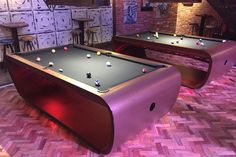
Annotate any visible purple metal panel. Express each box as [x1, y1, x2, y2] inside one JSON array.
[[206, 41, 236, 84], [103, 67, 181, 150]]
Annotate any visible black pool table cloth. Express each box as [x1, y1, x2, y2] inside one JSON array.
[[20, 46, 162, 91]]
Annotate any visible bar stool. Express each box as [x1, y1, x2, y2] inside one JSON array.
[[71, 29, 82, 44], [20, 35, 35, 51], [204, 25, 215, 37], [189, 23, 199, 35], [0, 39, 14, 70], [204, 15, 217, 37], [86, 28, 99, 47]]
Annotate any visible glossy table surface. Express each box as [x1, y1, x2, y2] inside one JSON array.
[[121, 31, 225, 50], [19, 45, 164, 91]]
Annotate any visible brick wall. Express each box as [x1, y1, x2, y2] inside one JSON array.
[[176, 0, 222, 35], [115, 0, 153, 35], [114, 0, 221, 36], [151, 4, 178, 33]]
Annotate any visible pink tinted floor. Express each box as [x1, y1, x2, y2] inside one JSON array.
[[0, 67, 236, 157]]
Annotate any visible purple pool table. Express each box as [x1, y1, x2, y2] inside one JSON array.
[[113, 31, 236, 88], [6, 44, 181, 154]]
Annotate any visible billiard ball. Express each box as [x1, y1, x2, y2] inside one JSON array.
[[95, 80, 100, 86], [86, 54, 91, 58], [173, 34, 177, 37], [180, 37, 183, 40], [196, 41, 200, 45], [171, 42, 174, 44], [200, 42, 205, 46], [36, 57, 41, 62], [106, 61, 111, 67], [58, 68, 63, 73], [97, 51, 101, 55], [142, 68, 148, 73], [136, 34, 140, 37], [176, 41, 179, 44], [147, 37, 151, 40], [49, 62, 54, 66], [64, 47, 68, 51], [51, 49, 56, 53], [222, 40, 226, 43], [86, 72, 91, 78], [199, 39, 203, 42]]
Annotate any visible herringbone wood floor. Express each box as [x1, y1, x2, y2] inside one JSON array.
[[0, 66, 236, 157]]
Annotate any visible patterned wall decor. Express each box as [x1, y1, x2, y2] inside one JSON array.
[[56, 31, 72, 46], [101, 8, 112, 26], [54, 10, 72, 31], [87, 9, 101, 27], [0, 0, 113, 62], [71, 8, 87, 29], [101, 25, 113, 42], [11, 12, 36, 35], [0, 12, 11, 37], [37, 32, 57, 48], [55, 5, 70, 10], [34, 11, 55, 33], [0, 0, 8, 11], [8, 0, 32, 11], [32, 0, 49, 10]]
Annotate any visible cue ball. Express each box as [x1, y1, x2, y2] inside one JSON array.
[[36, 57, 41, 62], [106, 61, 111, 67], [58, 68, 63, 72], [147, 37, 151, 40], [222, 40, 226, 42], [96, 51, 101, 55], [200, 42, 204, 46], [51, 49, 56, 53], [64, 47, 68, 51], [49, 62, 54, 66], [173, 34, 177, 37], [95, 80, 100, 86], [142, 68, 147, 73], [136, 34, 140, 37], [86, 72, 91, 78], [87, 54, 91, 58]]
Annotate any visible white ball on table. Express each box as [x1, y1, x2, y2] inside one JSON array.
[[51, 49, 56, 53], [106, 61, 111, 67], [86, 54, 91, 58]]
